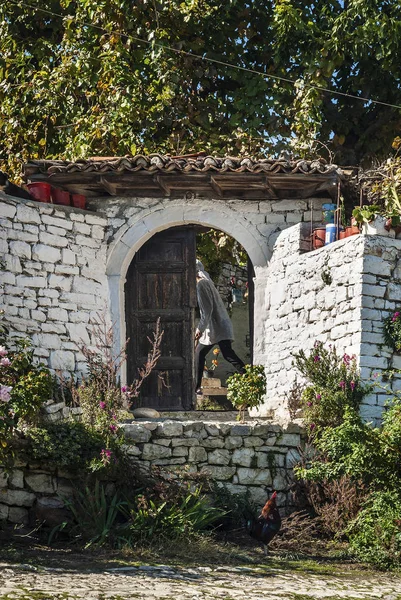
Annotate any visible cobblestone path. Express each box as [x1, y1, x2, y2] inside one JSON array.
[[1, 562, 401, 600]]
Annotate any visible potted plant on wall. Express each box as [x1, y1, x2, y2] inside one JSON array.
[[355, 137, 401, 236]]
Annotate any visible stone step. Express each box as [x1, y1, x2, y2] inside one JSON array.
[[201, 376, 221, 388]]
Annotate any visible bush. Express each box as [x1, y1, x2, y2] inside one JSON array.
[[293, 342, 368, 433], [226, 364, 266, 421], [346, 491, 401, 568], [25, 422, 113, 471], [0, 335, 53, 466], [383, 310, 401, 352], [119, 484, 225, 545]]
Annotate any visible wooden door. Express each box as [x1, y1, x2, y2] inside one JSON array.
[[125, 227, 196, 410]]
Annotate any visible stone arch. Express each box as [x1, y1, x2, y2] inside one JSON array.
[[106, 199, 271, 382]]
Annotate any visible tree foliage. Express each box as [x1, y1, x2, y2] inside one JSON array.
[[1, 0, 401, 180]]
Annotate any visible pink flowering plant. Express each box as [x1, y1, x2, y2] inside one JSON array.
[[383, 310, 401, 352], [293, 341, 369, 434]]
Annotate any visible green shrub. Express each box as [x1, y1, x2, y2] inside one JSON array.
[[293, 342, 368, 433], [119, 485, 225, 545], [346, 491, 401, 568], [226, 364, 266, 421], [54, 480, 126, 548], [25, 422, 117, 471]]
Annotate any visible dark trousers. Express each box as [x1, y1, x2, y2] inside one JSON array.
[[195, 339, 245, 390]]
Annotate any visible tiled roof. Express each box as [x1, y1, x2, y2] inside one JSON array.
[[24, 154, 342, 177]]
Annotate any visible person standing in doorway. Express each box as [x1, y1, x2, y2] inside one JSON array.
[[195, 260, 245, 395]]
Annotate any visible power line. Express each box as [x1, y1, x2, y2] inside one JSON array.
[[6, 0, 401, 112]]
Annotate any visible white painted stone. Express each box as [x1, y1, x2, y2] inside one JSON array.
[[50, 350, 75, 370], [1, 201, 17, 219], [9, 240, 31, 260], [39, 231, 68, 247], [32, 244, 61, 263], [16, 204, 41, 224], [48, 274, 72, 291]]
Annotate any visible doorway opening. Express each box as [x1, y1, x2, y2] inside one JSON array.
[[124, 225, 253, 411]]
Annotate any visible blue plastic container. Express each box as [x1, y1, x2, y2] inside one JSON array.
[[325, 223, 337, 245], [322, 203, 337, 224]]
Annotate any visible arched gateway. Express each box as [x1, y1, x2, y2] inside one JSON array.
[[20, 154, 342, 417]]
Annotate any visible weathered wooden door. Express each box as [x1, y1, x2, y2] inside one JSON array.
[[125, 227, 196, 410]]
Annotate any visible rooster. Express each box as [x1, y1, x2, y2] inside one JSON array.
[[246, 491, 281, 555]]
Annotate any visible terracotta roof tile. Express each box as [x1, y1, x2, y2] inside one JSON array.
[[24, 154, 342, 177]]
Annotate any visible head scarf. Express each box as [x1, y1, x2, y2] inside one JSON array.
[[196, 259, 212, 280]]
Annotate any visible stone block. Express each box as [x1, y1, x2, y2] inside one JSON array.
[[39, 231, 68, 248], [122, 424, 152, 443], [224, 436, 243, 449], [156, 421, 184, 437], [1, 489, 36, 507], [201, 438, 225, 449], [25, 473, 54, 494], [1, 201, 16, 219], [277, 433, 300, 447], [232, 447, 255, 467], [230, 424, 251, 436], [171, 437, 199, 447], [236, 468, 272, 486], [273, 470, 288, 491], [16, 275, 47, 288], [188, 446, 208, 462], [32, 244, 61, 263], [50, 350, 75, 371], [172, 447, 188, 457], [42, 215, 73, 230], [9, 470, 24, 489], [0, 503, 9, 520], [243, 436, 264, 448], [204, 424, 221, 437], [0, 471, 8, 488], [16, 204, 41, 224], [62, 248, 76, 265], [9, 240, 31, 260], [142, 444, 172, 460], [200, 465, 236, 480], [207, 449, 230, 466]]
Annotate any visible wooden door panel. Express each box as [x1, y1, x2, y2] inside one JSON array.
[[125, 227, 196, 411], [137, 272, 183, 309]]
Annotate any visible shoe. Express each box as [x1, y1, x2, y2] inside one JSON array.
[[196, 388, 203, 396]]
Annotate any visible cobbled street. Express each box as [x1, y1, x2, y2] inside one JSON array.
[[2, 561, 401, 600]]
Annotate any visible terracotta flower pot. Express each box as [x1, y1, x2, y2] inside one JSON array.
[[345, 225, 360, 237], [52, 187, 70, 206], [71, 193, 86, 210], [312, 227, 326, 249], [27, 182, 51, 202], [339, 229, 347, 240]]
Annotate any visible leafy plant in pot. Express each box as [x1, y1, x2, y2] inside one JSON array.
[[356, 138, 401, 235]]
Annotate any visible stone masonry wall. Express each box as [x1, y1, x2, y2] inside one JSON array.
[[0, 194, 108, 376], [256, 223, 401, 423], [0, 419, 303, 525]]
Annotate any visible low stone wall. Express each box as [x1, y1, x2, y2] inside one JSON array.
[[0, 419, 303, 525]]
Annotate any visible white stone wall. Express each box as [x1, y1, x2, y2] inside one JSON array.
[[3, 192, 401, 423], [255, 223, 401, 423], [0, 194, 108, 376]]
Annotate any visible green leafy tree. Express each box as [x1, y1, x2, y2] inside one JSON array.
[[1, 0, 401, 180]]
